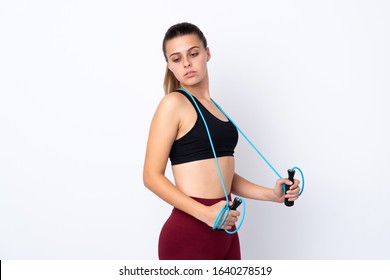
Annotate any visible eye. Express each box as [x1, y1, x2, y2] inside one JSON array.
[[190, 52, 199, 57], [171, 57, 180, 63]]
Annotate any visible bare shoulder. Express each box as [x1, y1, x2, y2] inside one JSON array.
[[145, 91, 189, 160], [155, 91, 188, 118], [160, 91, 187, 108]]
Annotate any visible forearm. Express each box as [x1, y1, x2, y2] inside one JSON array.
[[231, 173, 283, 203]]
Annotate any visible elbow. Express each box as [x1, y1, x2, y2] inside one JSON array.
[[143, 157, 168, 191], [143, 166, 161, 191], [143, 168, 152, 190]]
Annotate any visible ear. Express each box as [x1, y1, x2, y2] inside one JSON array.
[[206, 47, 211, 62]]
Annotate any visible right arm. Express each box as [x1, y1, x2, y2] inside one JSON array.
[[143, 93, 238, 229]]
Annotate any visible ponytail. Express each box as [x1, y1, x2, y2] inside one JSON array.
[[163, 66, 180, 95]]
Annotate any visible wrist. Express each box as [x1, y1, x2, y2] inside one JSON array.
[[194, 204, 211, 224]]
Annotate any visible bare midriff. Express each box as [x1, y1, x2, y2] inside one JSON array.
[[171, 156, 234, 199]]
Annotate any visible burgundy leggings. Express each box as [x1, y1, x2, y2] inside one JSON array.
[[158, 196, 241, 260]]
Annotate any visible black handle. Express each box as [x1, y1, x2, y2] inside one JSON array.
[[217, 198, 242, 231], [229, 197, 242, 210], [284, 169, 295, 207]]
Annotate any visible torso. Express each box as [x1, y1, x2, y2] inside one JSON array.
[[169, 90, 237, 198], [172, 157, 235, 198]]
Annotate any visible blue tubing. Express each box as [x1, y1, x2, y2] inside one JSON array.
[[180, 87, 304, 234]]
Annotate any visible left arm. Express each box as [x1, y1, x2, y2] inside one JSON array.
[[231, 173, 300, 203]]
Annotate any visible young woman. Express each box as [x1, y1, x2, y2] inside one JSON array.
[[143, 22, 300, 260]]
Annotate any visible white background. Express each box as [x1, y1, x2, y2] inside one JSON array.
[[0, 0, 389, 259]]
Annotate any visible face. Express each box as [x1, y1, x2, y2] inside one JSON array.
[[165, 34, 211, 87]]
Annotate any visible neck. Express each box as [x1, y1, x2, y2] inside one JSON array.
[[181, 74, 211, 101]]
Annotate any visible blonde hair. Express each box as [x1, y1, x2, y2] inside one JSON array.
[[162, 22, 208, 95], [163, 66, 180, 95]]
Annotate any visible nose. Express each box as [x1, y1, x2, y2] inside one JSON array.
[[183, 57, 191, 68]]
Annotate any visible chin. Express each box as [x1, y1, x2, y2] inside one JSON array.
[[181, 79, 202, 88]]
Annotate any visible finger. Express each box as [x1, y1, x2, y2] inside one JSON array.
[[223, 212, 239, 227], [287, 186, 300, 194], [285, 190, 299, 200], [225, 215, 238, 224], [289, 179, 301, 189], [229, 210, 240, 217], [286, 190, 300, 199], [220, 223, 233, 230], [278, 178, 293, 186]]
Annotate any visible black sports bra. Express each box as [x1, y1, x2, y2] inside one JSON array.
[[169, 90, 238, 165]]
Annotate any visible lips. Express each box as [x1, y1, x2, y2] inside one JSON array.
[[184, 71, 196, 78]]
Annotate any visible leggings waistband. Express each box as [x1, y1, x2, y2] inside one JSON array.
[[172, 194, 232, 215], [189, 194, 231, 206]]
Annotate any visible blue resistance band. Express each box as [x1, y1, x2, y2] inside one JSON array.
[[180, 87, 305, 234]]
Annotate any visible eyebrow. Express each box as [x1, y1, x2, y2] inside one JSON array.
[[169, 46, 201, 59]]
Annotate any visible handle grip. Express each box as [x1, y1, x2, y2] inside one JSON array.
[[284, 169, 295, 207], [229, 197, 242, 210]]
